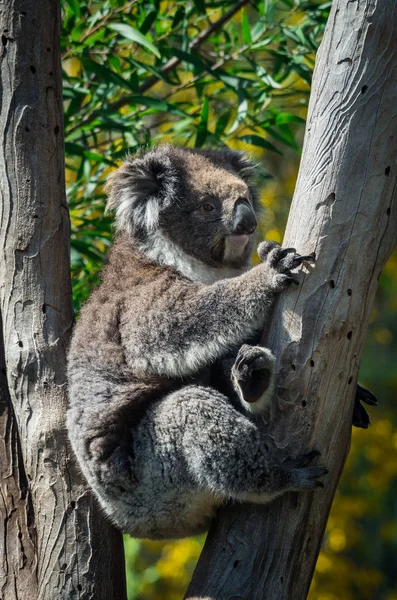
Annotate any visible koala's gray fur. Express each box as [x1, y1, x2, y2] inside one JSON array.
[[67, 145, 327, 540]]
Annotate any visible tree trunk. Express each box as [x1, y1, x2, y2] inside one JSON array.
[[186, 1, 397, 598], [0, 2, 126, 599]]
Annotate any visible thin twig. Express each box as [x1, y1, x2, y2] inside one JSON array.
[[63, 0, 138, 60], [111, 0, 251, 106]]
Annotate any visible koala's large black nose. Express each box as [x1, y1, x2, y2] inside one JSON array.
[[232, 202, 257, 235]]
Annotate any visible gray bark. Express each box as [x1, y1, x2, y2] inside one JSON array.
[[0, 2, 126, 599], [186, 1, 397, 598]]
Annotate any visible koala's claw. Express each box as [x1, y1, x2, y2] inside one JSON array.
[[258, 241, 315, 268], [293, 465, 329, 490], [279, 247, 297, 259], [353, 384, 378, 429], [279, 251, 314, 272], [352, 403, 370, 429], [356, 383, 378, 406], [281, 451, 328, 491], [233, 345, 275, 404], [292, 253, 316, 267], [286, 276, 300, 286], [283, 450, 321, 468]]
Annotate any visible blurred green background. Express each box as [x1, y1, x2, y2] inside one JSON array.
[[61, 1, 397, 598]]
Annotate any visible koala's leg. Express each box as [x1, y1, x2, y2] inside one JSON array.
[[149, 385, 328, 508], [81, 384, 327, 539]]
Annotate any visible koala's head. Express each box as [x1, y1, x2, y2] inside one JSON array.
[[106, 145, 260, 269]]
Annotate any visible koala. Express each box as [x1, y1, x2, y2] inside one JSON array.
[[67, 145, 372, 540]]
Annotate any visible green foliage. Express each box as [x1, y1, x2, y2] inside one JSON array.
[[62, 2, 397, 599], [61, 0, 331, 311]]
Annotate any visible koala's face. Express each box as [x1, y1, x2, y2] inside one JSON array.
[[106, 145, 260, 268]]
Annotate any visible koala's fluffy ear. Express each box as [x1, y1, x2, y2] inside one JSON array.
[[221, 149, 257, 183], [105, 150, 178, 234]]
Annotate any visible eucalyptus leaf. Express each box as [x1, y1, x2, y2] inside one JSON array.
[[140, 11, 157, 35], [241, 9, 252, 45], [108, 22, 161, 58], [66, 0, 81, 18], [81, 57, 138, 92], [195, 97, 209, 148], [239, 134, 283, 155], [227, 92, 248, 135]]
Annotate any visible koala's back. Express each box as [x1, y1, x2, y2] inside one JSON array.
[[67, 236, 221, 536], [68, 235, 184, 418], [69, 235, 176, 372]]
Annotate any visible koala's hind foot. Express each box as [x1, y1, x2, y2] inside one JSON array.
[[232, 344, 276, 410], [280, 451, 329, 491], [353, 384, 378, 429]]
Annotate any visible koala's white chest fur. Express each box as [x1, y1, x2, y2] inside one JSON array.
[[223, 234, 250, 264], [142, 230, 248, 284]]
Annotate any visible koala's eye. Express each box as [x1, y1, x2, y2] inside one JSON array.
[[202, 203, 215, 212]]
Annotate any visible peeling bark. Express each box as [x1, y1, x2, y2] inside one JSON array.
[[0, 2, 126, 599], [186, 1, 397, 598]]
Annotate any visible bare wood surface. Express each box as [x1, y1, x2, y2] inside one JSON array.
[[186, 1, 397, 598], [0, 2, 126, 599]]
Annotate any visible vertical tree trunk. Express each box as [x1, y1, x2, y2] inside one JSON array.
[[0, 2, 126, 599], [186, 1, 397, 598]]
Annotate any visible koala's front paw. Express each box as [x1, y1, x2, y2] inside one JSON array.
[[232, 344, 276, 405], [281, 450, 328, 491], [257, 241, 315, 293]]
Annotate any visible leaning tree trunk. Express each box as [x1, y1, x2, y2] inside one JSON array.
[[0, 2, 126, 599], [186, 1, 397, 598]]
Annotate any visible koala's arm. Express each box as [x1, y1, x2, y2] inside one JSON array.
[[122, 243, 302, 379]]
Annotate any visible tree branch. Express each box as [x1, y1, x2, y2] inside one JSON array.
[[186, 1, 397, 598], [0, 2, 126, 597], [0, 312, 37, 599]]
